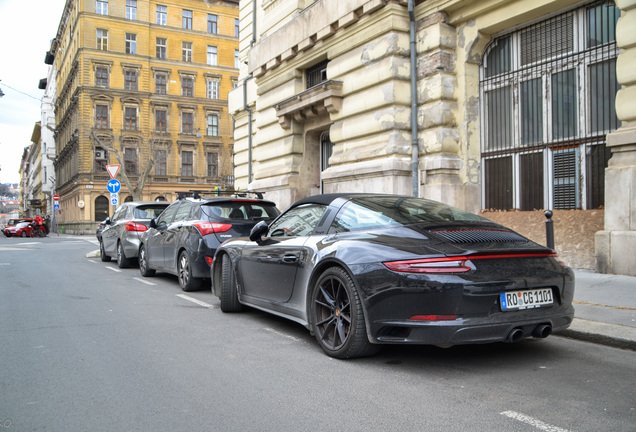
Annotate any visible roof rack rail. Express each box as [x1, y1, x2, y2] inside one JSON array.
[[176, 190, 264, 200]]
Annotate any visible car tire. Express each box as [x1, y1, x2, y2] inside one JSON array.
[[100, 240, 111, 262], [21, 231, 26, 238], [220, 254, 243, 312], [178, 250, 202, 292], [116, 241, 133, 268], [310, 267, 379, 359], [139, 245, 155, 277]]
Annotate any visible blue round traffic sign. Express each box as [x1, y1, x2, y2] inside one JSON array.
[[107, 179, 121, 193]]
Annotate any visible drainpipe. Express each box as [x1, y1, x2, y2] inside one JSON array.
[[243, 74, 253, 184], [409, 0, 419, 197]]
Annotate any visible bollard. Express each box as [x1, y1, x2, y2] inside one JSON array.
[[544, 210, 554, 250]]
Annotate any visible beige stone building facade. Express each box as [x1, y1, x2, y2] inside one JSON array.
[[229, 0, 635, 275]]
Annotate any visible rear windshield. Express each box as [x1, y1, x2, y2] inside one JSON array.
[[133, 205, 169, 219], [201, 201, 279, 222], [332, 196, 487, 232]]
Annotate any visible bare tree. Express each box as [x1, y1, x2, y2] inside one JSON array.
[[92, 131, 168, 202]]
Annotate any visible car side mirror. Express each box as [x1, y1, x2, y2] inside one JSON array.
[[149, 218, 157, 228], [105, 217, 112, 225], [249, 220, 269, 242]]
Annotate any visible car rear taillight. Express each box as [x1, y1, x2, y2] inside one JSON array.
[[383, 257, 472, 273], [192, 222, 232, 236], [384, 252, 558, 274], [125, 221, 148, 232], [408, 315, 458, 321], [205, 256, 213, 266]]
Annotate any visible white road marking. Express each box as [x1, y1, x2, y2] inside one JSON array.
[[106, 267, 122, 273], [177, 294, 215, 309], [263, 327, 302, 342], [501, 411, 573, 432], [133, 277, 156, 286]]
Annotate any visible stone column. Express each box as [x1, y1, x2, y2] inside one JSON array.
[[595, 0, 636, 276]]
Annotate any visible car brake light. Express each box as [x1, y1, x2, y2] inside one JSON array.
[[409, 315, 458, 321], [384, 252, 558, 274], [125, 221, 148, 232], [205, 256, 213, 266], [192, 222, 232, 236], [383, 257, 471, 273]]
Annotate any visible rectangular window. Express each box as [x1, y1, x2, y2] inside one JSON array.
[[235, 50, 240, 69], [125, 33, 137, 54], [587, 3, 619, 47], [520, 78, 543, 145], [235, 18, 240, 37], [206, 80, 219, 99], [183, 10, 193, 29], [96, 29, 108, 51], [207, 113, 219, 136], [155, 109, 167, 132], [182, 42, 193, 63], [96, 0, 108, 15], [182, 77, 194, 97], [486, 86, 512, 151], [181, 151, 193, 176], [95, 66, 109, 87], [124, 148, 138, 175], [126, 0, 137, 20], [484, 157, 513, 210], [124, 70, 138, 91], [207, 152, 218, 177], [519, 152, 544, 211], [208, 14, 218, 34], [156, 38, 167, 59], [182, 112, 193, 134], [154, 150, 167, 176], [589, 59, 621, 133], [207, 46, 217, 66], [306, 60, 329, 89], [553, 148, 579, 209], [551, 69, 578, 140], [124, 107, 137, 131], [155, 73, 167, 94], [156, 5, 167, 25], [95, 105, 109, 129]]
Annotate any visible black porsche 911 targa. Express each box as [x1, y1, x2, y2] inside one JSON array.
[[211, 194, 575, 359]]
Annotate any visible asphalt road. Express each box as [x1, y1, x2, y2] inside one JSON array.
[[1, 235, 634, 432]]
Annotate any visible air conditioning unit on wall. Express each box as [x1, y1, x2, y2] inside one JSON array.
[[95, 150, 105, 159]]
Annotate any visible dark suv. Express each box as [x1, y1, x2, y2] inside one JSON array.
[[138, 192, 280, 291]]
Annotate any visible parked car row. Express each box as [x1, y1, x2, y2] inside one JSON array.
[[96, 192, 575, 359]]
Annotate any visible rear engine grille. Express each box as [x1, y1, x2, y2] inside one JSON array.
[[433, 229, 528, 244]]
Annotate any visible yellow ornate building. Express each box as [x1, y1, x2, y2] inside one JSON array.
[[51, 0, 239, 233]]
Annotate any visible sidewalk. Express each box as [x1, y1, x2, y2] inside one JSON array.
[[562, 269, 636, 351]]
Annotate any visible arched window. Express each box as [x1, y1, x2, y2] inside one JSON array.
[[95, 196, 109, 221]]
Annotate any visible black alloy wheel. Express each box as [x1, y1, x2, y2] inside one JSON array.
[[220, 254, 243, 312], [100, 240, 111, 262], [21, 231, 26, 237], [178, 250, 201, 292], [310, 267, 378, 359], [117, 241, 133, 268], [138, 245, 155, 277]]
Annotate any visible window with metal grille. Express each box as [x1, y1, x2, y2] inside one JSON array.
[[480, 0, 620, 210], [306, 60, 329, 89]]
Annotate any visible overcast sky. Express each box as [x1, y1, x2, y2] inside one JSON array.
[[0, 0, 67, 185]]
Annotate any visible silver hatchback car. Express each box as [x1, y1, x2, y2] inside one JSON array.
[[99, 201, 170, 268]]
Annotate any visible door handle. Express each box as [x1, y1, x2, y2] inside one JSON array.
[[282, 255, 298, 263]]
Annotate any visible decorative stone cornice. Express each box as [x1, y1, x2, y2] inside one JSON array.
[[273, 80, 343, 129]]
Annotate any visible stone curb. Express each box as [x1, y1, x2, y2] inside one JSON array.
[[558, 318, 636, 351]]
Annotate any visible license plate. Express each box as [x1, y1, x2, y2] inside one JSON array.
[[500, 288, 554, 311]]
